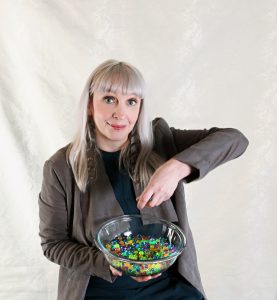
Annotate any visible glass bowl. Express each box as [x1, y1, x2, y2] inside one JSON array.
[[95, 214, 186, 276]]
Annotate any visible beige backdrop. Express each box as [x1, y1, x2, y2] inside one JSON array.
[[0, 1, 276, 299]]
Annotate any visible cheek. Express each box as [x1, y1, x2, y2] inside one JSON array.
[[93, 103, 110, 119], [130, 108, 140, 123]]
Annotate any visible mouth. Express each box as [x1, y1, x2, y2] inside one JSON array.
[[106, 121, 127, 130]]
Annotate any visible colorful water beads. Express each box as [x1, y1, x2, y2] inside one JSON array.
[[105, 233, 177, 276], [106, 233, 176, 260]]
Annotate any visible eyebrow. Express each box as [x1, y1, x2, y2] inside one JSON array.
[[103, 93, 139, 99]]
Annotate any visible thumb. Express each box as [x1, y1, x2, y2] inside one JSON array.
[[110, 265, 122, 276]]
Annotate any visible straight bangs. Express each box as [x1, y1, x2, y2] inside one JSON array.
[[90, 63, 145, 99]]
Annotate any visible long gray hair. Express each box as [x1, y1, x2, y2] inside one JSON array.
[[66, 59, 162, 192]]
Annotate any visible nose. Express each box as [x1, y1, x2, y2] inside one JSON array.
[[112, 104, 126, 120]]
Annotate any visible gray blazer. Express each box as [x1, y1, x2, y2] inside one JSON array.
[[38, 118, 248, 300]]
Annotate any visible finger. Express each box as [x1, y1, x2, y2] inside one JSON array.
[[113, 269, 122, 276], [151, 196, 166, 207], [151, 273, 162, 279], [146, 193, 163, 208], [109, 265, 122, 276], [131, 275, 152, 282], [145, 194, 155, 207], [137, 189, 153, 209], [137, 190, 154, 210], [131, 273, 161, 282]]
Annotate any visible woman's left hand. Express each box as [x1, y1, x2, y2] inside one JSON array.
[[136, 158, 192, 210], [110, 266, 162, 282]]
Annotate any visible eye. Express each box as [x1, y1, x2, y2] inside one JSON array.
[[127, 98, 138, 106], [103, 96, 115, 104]]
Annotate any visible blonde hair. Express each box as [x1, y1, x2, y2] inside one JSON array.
[[67, 59, 162, 192]]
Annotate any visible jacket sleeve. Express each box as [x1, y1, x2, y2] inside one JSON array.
[[156, 118, 249, 182], [38, 159, 115, 282]]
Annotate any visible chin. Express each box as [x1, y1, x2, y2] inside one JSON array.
[[109, 137, 128, 143]]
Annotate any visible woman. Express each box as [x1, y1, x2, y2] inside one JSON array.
[[38, 59, 248, 300]]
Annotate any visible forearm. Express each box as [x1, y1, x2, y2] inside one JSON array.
[[173, 128, 249, 180], [41, 237, 113, 280]]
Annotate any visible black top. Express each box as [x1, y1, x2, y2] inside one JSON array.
[[100, 150, 140, 215], [85, 150, 204, 299]]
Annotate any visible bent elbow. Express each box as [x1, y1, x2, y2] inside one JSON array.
[[228, 128, 249, 157]]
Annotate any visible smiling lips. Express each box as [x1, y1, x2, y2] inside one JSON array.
[[106, 121, 127, 130]]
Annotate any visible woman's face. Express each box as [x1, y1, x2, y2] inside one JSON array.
[[88, 91, 142, 151]]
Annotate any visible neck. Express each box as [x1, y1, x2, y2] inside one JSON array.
[[96, 138, 129, 152]]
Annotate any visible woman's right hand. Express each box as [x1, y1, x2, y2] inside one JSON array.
[[110, 265, 122, 277]]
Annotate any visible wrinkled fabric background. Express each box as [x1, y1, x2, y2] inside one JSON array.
[[0, 1, 276, 299]]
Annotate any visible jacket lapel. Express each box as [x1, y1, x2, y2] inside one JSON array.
[[82, 156, 124, 238]]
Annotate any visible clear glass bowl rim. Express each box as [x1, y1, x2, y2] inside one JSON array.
[[94, 214, 186, 264]]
